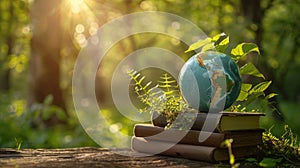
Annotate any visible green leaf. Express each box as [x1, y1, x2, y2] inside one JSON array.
[[241, 83, 252, 92], [202, 43, 215, 52], [240, 63, 265, 79], [185, 37, 212, 53], [212, 32, 227, 42], [237, 91, 248, 101], [212, 33, 229, 52], [231, 43, 260, 62], [259, 158, 282, 168], [215, 36, 229, 52], [237, 84, 252, 101], [260, 99, 269, 111], [250, 81, 272, 94], [266, 93, 278, 99], [244, 92, 265, 107]]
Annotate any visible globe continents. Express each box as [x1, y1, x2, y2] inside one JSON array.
[[179, 51, 241, 112]]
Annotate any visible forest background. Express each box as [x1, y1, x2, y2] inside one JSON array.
[[1, 0, 300, 148]]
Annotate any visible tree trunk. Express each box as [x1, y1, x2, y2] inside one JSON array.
[[0, 1, 14, 92], [29, 0, 66, 111], [240, 0, 263, 47], [0, 36, 13, 92]]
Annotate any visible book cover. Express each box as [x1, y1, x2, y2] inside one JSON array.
[[131, 136, 258, 162], [134, 124, 263, 147]]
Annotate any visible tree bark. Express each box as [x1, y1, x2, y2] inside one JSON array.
[[29, 0, 66, 111]]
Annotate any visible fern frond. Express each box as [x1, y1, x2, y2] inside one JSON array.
[[157, 73, 180, 97], [143, 81, 152, 90], [127, 69, 155, 107], [137, 76, 145, 85], [128, 70, 187, 121], [158, 84, 177, 88], [159, 75, 173, 79], [158, 80, 177, 83]]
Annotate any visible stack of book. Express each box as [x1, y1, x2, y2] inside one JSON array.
[[131, 112, 264, 162]]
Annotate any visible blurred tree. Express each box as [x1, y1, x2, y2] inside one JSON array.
[[0, 1, 29, 92], [234, 0, 300, 103], [29, 0, 66, 112], [262, 0, 300, 101], [240, 0, 274, 47], [0, 0, 299, 148]]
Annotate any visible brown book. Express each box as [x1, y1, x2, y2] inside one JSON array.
[[134, 124, 263, 147], [152, 111, 265, 132], [131, 137, 258, 162]]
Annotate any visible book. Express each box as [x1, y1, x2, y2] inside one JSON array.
[[131, 136, 258, 162], [134, 124, 263, 147], [152, 111, 265, 132]]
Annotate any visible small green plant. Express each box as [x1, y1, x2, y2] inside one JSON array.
[[259, 125, 300, 166], [243, 126, 300, 167], [15, 138, 22, 150], [128, 70, 188, 126], [221, 139, 240, 168]]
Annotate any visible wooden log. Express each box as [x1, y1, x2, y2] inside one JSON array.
[[0, 147, 216, 167]]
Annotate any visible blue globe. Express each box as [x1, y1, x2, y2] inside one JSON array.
[[179, 51, 241, 112]]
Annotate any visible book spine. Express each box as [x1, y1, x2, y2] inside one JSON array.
[[134, 125, 225, 147], [131, 137, 216, 162], [193, 113, 221, 132], [224, 131, 263, 147]]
